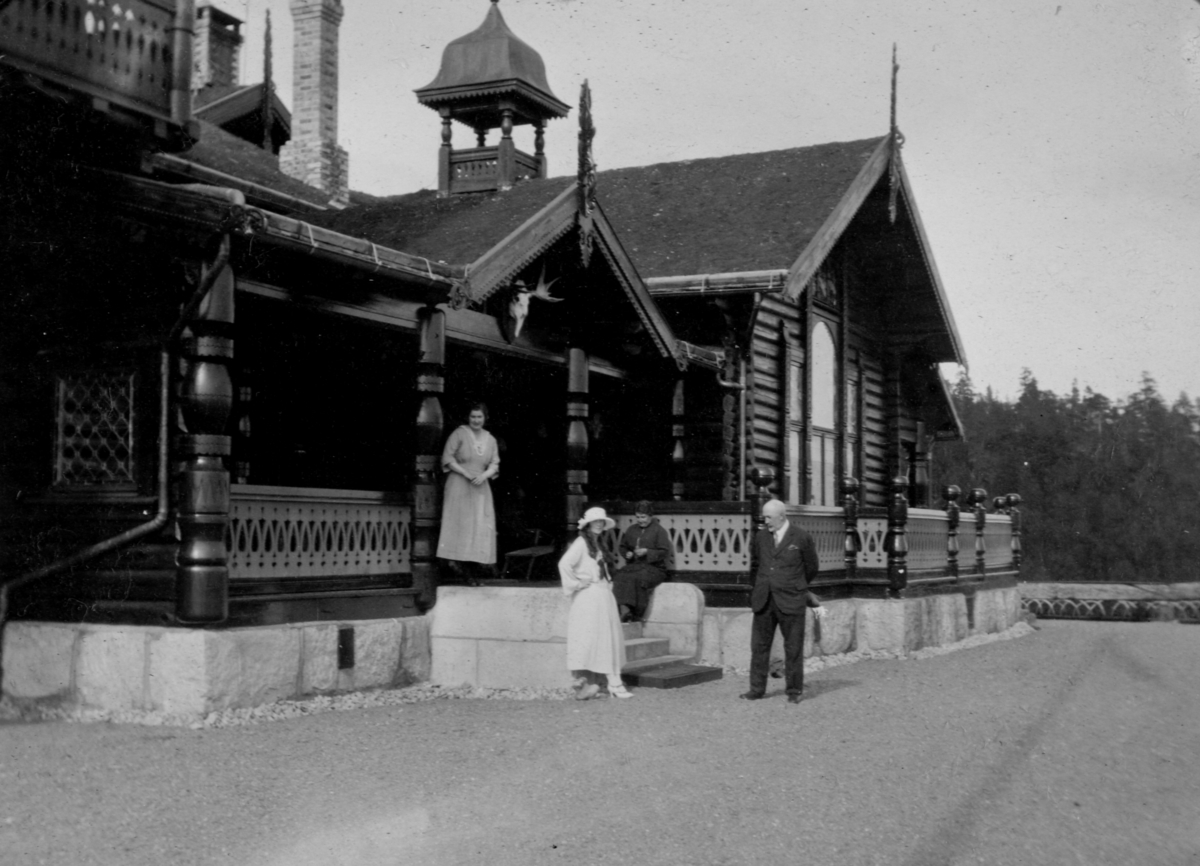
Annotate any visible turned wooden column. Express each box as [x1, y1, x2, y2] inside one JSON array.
[[671, 378, 686, 500], [842, 476, 861, 582], [437, 109, 452, 197], [970, 487, 988, 576], [497, 106, 515, 190], [412, 305, 446, 609], [565, 348, 589, 535], [944, 484, 962, 580], [176, 238, 235, 623], [534, 120, 547, 177], [886, 474, 909, 596], [748, 466, 776, 584], [1007, 493, 1023, 570]]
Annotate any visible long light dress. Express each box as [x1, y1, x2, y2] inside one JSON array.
[[558, 536, 626, 676], [436, 425, 499, 564]]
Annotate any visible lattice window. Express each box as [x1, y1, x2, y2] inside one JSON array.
[[54, 371, 136, 488]]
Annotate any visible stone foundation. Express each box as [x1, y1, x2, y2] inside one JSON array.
[[2, 616, 430, 717], [698, 586, 1022, 668], [2, 585, 1023, 717]]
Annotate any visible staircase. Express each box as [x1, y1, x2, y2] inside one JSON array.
[[621, 622, 723, 689]]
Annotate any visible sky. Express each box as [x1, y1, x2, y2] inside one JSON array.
[[228, 0, 1200, 404]]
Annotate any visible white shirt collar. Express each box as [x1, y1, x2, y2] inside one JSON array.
[[773, 521, 789, 545]]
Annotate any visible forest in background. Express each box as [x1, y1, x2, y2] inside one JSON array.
[[932, 372, 1200, 584]]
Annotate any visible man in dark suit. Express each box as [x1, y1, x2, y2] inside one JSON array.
[[741, 498, 823, 704]]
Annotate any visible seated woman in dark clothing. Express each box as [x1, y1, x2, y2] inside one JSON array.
[[613, 500, 674, 622]]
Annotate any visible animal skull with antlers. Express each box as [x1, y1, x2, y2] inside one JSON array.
[[502, 266, 562, 342]]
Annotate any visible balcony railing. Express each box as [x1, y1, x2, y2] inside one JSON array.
[[603, 490, 1021, 595], [447, 146, 542, 194], [0, 0, 194, 145], [227, 485, 412, 580]]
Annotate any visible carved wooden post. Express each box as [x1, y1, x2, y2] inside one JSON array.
[[534, 120, 547, 177], [497, 106, 515, 190], [412, 305, 445, 609], [971, 487, 988, 576], [944, 484, 961, 580], [671, 377, 685, 500], [176, 238, 235, 623], [886, 474, 909, 595], [842, 476, 860, 582], [1007, 493, 1022, 570], [437, 108, 452, 197], [565, 347, 589, 536], [747, 466, 775, 585]]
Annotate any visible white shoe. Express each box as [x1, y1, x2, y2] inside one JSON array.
[[608, 684, 633, 699], [575, 683, 601, 701]]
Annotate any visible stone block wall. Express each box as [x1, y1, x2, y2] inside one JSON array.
[[2, 616, 430, 717]]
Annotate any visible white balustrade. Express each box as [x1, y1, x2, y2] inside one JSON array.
[[610, 512, 750, 572], [983, 515, 1014, 570], [905, 509, 952, 573], [228, 485, 412, 579]]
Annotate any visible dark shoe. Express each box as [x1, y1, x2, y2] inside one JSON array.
[[787, 693, 803, 704], [739, 691, 765, 701]]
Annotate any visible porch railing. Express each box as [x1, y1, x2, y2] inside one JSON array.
[[603, 488, 1021, 592], [228, 485, 411, 580], [0, 0, 194, 143]]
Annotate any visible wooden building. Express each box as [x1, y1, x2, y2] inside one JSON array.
[[0, 0, 1019, 676]]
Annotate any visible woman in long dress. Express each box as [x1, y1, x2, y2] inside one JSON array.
[[437, 403, 500, 583], [558, 506, 632, 700]]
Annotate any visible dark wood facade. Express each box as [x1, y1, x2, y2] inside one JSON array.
[[0, 0, 1015, 634]]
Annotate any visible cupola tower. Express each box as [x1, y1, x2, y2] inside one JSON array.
[[415, 0, 569, 196]]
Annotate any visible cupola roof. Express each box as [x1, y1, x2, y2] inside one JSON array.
[[415, 0, 569, 129]]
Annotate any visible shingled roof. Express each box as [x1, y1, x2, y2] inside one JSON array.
[[313, 136, 886, 277], [166, 120, 331, 208]]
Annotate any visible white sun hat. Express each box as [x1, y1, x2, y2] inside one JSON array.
[[577, 506, 616, 531]]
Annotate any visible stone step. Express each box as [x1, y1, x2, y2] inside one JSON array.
[[623, 636, 672, 663], [623, 660, 725, 689], [621, 653, 693, 673], [622, 622, 643, 640]]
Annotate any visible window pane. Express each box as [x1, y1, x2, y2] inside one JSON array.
[[811, 322, 836, 430]]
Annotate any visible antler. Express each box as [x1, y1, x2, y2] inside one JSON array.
[[531, 265, 563, 302]]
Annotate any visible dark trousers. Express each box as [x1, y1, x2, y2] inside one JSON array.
[[749, 595, 806, 696]]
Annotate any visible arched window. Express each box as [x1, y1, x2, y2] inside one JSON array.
[[809, 321, 837, 505]]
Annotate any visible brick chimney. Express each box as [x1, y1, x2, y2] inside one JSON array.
[[193, 2, 244, 90], [279, 0, 349, 208]]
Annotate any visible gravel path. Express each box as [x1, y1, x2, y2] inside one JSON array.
[[2, 620, 1198, 866]]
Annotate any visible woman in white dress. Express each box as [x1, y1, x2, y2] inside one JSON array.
[[437, 403, 500, 584], [558, 506, 632, 700]]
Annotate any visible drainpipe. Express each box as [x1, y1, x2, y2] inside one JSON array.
[[0, 244, 230, 653], [715, 354, 748, 500]]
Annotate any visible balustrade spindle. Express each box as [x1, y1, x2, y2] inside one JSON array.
[[886, 474, 909, 595], [971, 487, 988, 576], [1007, 493, 1022, 569], [943, 484, 961, 580]]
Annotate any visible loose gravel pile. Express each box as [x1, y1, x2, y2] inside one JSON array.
[[0, 621, 1035, 729]]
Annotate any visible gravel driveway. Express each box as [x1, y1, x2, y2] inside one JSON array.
[[2, 619, 1198, 866]]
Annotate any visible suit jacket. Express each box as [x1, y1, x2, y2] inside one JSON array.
[[749, 522, 820, 616]]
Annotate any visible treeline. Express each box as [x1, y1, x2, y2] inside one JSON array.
[[933, 372, 1200, 584]]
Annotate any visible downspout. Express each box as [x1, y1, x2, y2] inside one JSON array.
[[0, 245, 230, 647]]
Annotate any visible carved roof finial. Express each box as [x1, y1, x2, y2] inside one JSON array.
[[888, 43, 905, 224], [577, 79, 597, 267]]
